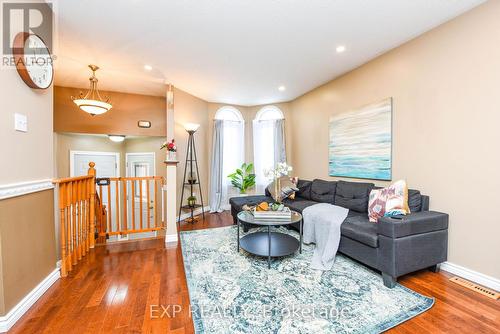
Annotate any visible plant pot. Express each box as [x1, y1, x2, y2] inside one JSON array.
[[187, 197, 197, 207]]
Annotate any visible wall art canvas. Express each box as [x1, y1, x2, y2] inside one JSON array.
[[329, 98, 392, 180]]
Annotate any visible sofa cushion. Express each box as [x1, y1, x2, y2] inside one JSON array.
[[408, 189, 422, 212], [296, 179, 312, 200], [229, 195, 273, 212], [341, 212, 378, 247], [283, 198, 317, 213], [310, 179, 336, 203], [334, 180, 374, 213]]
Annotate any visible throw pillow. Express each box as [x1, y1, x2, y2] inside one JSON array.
[[385, 179, 410, 216], [267, 176, 299, 202], [368, 180, 410, 223], [368, 188, 387, 223]]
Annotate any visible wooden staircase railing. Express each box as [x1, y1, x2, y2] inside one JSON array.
[[53, 162, 97, 277]]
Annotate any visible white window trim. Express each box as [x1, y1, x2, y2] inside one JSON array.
[[255, 105, 284, 121], [215, 106, 244, 122]]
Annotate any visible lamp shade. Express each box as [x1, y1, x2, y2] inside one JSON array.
[[74, 99, 112, 115], [184, 123, 200, 132]]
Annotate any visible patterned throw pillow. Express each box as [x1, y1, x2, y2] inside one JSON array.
[[368, 188, 387, 223], [368, 180, 410, 223], [267, 176, 299, 202]]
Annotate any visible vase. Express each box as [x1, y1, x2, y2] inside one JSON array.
[[167, 151, 177, 161], [274, 177, 282, 204]]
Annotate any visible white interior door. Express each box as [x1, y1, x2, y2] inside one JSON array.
[[71, 151, 120, 240], [126, 153, 156, 240]]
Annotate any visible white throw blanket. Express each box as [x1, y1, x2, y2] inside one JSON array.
[[303, 203, 349, 271]]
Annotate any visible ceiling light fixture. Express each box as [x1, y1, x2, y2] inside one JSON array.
[[336, 45, 346, 53], [108, 135, 125, 142], [144, 64, 153, 71], [72, 65, 112, 116], [278, 85, 286, 92]]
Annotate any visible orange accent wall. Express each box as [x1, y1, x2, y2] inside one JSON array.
[[54, 86, 166, 136]]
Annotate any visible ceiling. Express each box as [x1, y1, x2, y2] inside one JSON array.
[[54, 0, 485, 106]]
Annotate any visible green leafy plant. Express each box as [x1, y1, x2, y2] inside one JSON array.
[[228, 163, 256, 194]]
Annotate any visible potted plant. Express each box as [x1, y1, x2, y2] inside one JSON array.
[[161, 139, 177, 161], [228, 163, 256, 195], [187, 195, 197, 207]]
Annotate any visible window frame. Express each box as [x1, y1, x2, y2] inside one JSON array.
[[254, 105, 284, 121], [215, 106, 244, 122]]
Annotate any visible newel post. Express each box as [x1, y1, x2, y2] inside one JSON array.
[[88, 162, 96, 248], [164, 84, 178, 244], [164, 160, 179, 244]]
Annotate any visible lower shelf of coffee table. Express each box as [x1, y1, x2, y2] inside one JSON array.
[[240, 232, 299, 257]]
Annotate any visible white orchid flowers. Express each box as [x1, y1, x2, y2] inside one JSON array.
[[264, 162, 293, 180]]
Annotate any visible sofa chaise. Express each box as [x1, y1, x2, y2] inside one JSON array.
[[229, 179, 449, 288]]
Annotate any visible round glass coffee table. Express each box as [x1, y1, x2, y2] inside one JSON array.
[[236, 210, 303, 269]]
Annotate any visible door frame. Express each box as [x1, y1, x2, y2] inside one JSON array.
[[125, 152, 156, 177], [69, 150, 121, 177]]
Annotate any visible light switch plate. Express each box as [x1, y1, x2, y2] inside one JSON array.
[[14, 113, 28, 132]]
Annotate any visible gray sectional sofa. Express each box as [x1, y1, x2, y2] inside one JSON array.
[[229, 179, 449, 288]]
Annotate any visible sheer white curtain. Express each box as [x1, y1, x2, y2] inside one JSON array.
[[209, 120, 224, 212], [222, 120, 244, 206], [273, 119, 286, 166], [209, 107, 245, 211], [253, 118, 286, 193]]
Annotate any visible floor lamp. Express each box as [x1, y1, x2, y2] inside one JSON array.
[[178, 123, 205, 224]]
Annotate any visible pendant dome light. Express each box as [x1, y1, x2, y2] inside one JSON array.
[[72, 65, 112, 116]]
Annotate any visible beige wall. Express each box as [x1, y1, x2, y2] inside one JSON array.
[[0, 71, 53, 185], [0, 38, 56, 316], [0, 190, 56, 314], [173, 88, 210, 209], [289, 1, 500, 279]]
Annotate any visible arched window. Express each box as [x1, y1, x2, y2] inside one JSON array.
[[254, 105, 284, 121], [253, 106, 286, 192], [215, 106, 244, 122], [209, 106, 245, 211]]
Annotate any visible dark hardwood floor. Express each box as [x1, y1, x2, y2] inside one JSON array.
[[9, 212, 500, 333]]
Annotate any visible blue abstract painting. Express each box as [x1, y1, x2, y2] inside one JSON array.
[[329, 98, 392, 181]]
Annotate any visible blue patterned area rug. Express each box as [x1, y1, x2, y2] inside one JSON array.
[[180, 226, 434, 334]]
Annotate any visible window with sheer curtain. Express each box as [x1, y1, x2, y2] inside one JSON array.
[[209, 107, 245, 212], [253, 106, 286, 193]]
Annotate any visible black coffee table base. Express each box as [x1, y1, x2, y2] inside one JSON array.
[[238, 227, 301, 269], [236, 210, 303, 269]]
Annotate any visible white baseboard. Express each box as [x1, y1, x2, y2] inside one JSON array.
[[0, 179, 53, 200], [165, 233, 178, 244], [441, 261, 500, 292], [164, 206, 211, 244], [0, 268, 60, 332]]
